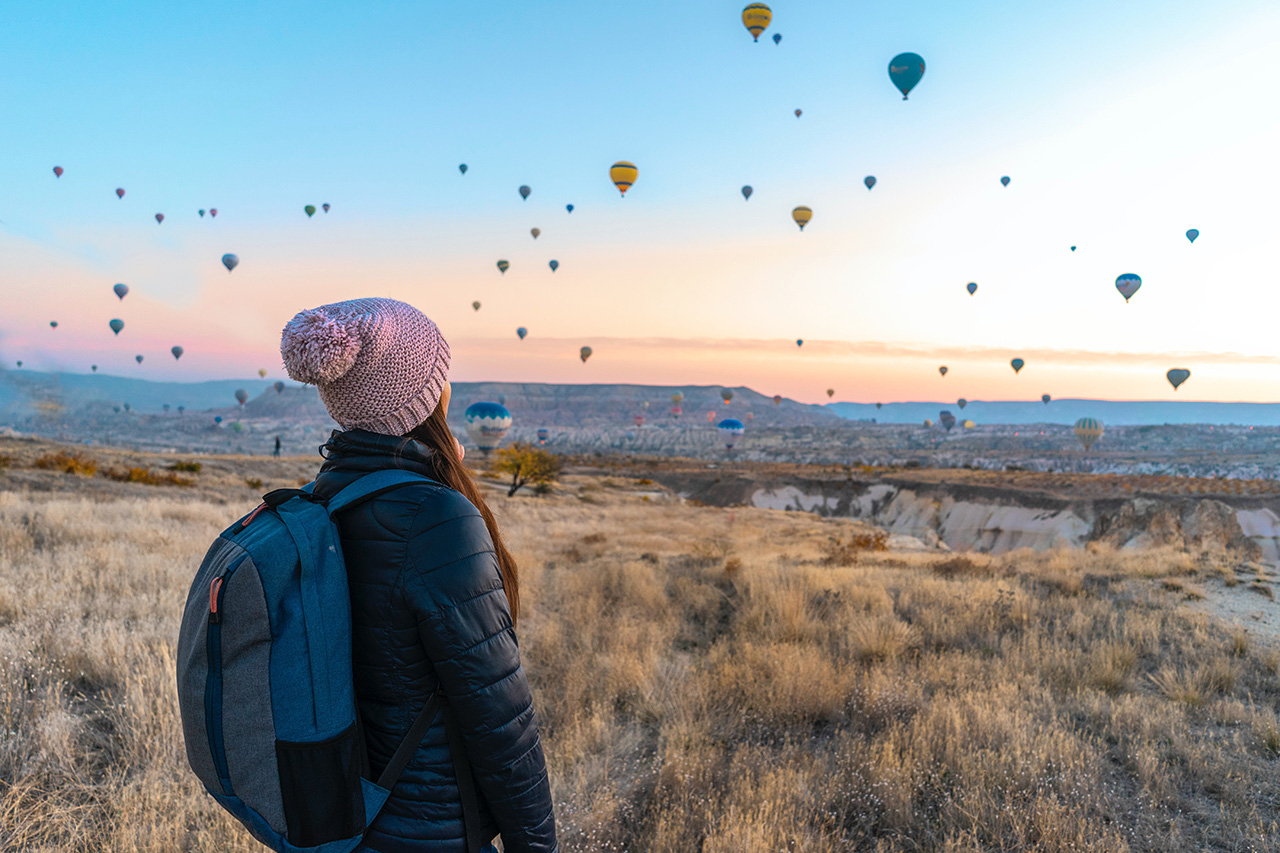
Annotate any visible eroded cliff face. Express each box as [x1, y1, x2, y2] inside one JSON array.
[[665, 473, 1278, 561]]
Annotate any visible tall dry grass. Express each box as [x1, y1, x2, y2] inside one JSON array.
[[0, 475, 1278, 851]]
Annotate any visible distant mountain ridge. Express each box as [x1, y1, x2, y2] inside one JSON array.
[[828, 400, 1280, 427]]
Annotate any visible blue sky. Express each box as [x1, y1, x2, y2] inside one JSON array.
[[2, 0, 1278, 402]]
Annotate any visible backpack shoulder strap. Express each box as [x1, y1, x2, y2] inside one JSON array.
[[326, 469, 438, 517]]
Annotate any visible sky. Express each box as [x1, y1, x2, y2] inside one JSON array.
[[2, 0, 1279, 404]]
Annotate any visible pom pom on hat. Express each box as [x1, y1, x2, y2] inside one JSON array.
[[280, 306, 362, 384]]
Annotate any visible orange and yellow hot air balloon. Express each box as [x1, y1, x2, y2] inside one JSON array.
[[742, 3, 772, 41], [610, 161, 638, 196], [792, 206, 812, 230]]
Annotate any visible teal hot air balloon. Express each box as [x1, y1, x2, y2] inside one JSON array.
[[465, 402, 513, 455], [1000, 176, 1010, 187], [966, 282, 977, 296], [459, 164, 468, 174], [939, 410, 956, 432], [566, 204, 574, 213], [304, 205, 316, 218], [888, 52, 925, 100], [222, 253, 240, 272], [274, 380, 285, 393], [796, 339, 803, 347], [135, 354, 144, 364], [519, 185, 531, 200], [957, 398, 967, 410], [517, 327, 528, 340], [718, 418, 745, 450], [1115, 273, 1141, 302], [1070, 246, 1077, 252], [109, 318, 124, 335], [742, 185, 753, 201], [1186, 229, 1199, 243], [1166, 368, 1191, 391], [549, 260, 559, 272], [113, 283, 129, 300], [537, 428, 549, 445], [171, 346, 183, 360], [1011, 358, 1025, 374], [864, 176, 876, 190], [1042, 394, 1051, 405]]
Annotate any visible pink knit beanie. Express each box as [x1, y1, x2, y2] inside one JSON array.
[[279, 297, 450, 436]]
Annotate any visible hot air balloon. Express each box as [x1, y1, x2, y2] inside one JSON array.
[[497, 259, 509, 274], [773, 33, 781, 44], [718, 418, 745, 449], [963, 420, 976, 429], [772, 395, 782, 405], [706, 410, 717, 423], [1166, 368, 1191, 391], [50, 321, 58, 328], [642, 401, 650, 409], [517, 327, 528, 340], [938, 366, 948, 377], [274, 381, 285, 394], [536, 428, 549, 445], [549, 260, 559, 272], [459, 164, 468, 175], [163, 404, 170, 413], [794, 109, 802, 118], [721, 389, 734, 404], [1042, 394, 1051, 405], [214, 416, 222, 424], [530, 227, 540, 239], [875, 402, 883, 410], [966, 282, 977, 296], [222, 253, 239, 272], [1011, 358, 1025, 374], [741, 185, 753, 201], [465, 402, 512, 455], [957, 398, 967, 409], [135, 355, 144, 364], [796, 339, 803, 347], [155, 213, 164, 224], [634, 415, 645, 428], [1115, 273, 1141, 302], [304, 205, 316, 218], [519, 185, 531, 200], [322, 204, 330, 213], [939, 411, 956, 432], [923, 419, 933, 428], [53, 166, 63, 178], [742, 3, 771, 41], [109, 319, 124, 335], [864, 176, 876, 190], [610, 162, 637, 196], [112, 283, 129, 301], [178, 406, 184, 414], [888, 52, 926, 100], [199, 210, 206, 217], [235, 389, 249, 406], [258, 368, 267, 379], [171, 346, 183, 360], [580, 346, 592, 363], [210, 208, 218, 217], [123, 403, 131, 412], [792, 206, 812, 230], [1070, 246, 1076, 252], [1074, 417, 1103, 451], [1000, 176, 1010, 187], [566, 204, 574, 213], [472, 301, 481, 312], [116, 188, 125, 199], [670, 406, 682, 418], [1186, 229, 1199, 243]]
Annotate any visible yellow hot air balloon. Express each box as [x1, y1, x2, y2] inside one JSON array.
[[610, 161, 638, 196], [742, 3, 772, 41], [792, 206, 812, 230], [258, 368, 267, 378]]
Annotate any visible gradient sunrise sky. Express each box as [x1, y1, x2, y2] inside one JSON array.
[[2, 0, 1278, 404]]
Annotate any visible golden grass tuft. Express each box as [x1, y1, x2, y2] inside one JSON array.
[[33, 451, 98, 477]]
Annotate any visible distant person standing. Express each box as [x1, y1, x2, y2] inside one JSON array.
[[278, 297, 557, 853], [273, 435, 281, 456]]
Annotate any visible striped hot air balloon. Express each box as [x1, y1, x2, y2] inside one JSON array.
[[792, 206, 812, 230], [718, 419, 745, 450], [464, 402, 512, 455], [610, 161, 638, 196], [741, 3, 771, 41], [1074, 417, 1103, 451]]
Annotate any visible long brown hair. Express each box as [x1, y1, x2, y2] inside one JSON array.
[[405, 404, 520, 627]]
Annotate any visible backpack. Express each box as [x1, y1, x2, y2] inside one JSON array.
[[176, 469, 486, 853]]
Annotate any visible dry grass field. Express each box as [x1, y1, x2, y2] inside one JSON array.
[[1, 438, 1278, 851]]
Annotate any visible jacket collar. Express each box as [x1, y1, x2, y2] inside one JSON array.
[[313, 428, 438, 497]]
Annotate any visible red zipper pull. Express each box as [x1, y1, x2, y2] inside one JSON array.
[[240, 503, 267, 529], [209, 577, 224, 623]]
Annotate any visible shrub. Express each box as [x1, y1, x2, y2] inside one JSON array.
[[34, 451, 97, 477], [245, 477, 264, 490], [490, 443, 563, 497], [103, 466, 194, 487], [0, 453, 10, 472], [167, 460, 202, 473], [932, 555, 988, 578], [819, 530, 888, 566]]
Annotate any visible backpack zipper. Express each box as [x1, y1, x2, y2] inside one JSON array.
[[205, 555, 246, 794]]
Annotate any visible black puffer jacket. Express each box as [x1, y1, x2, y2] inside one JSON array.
[[312, 429, 558, 853]]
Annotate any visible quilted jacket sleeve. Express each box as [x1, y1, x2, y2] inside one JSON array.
[[400, 490, 558, 853]]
